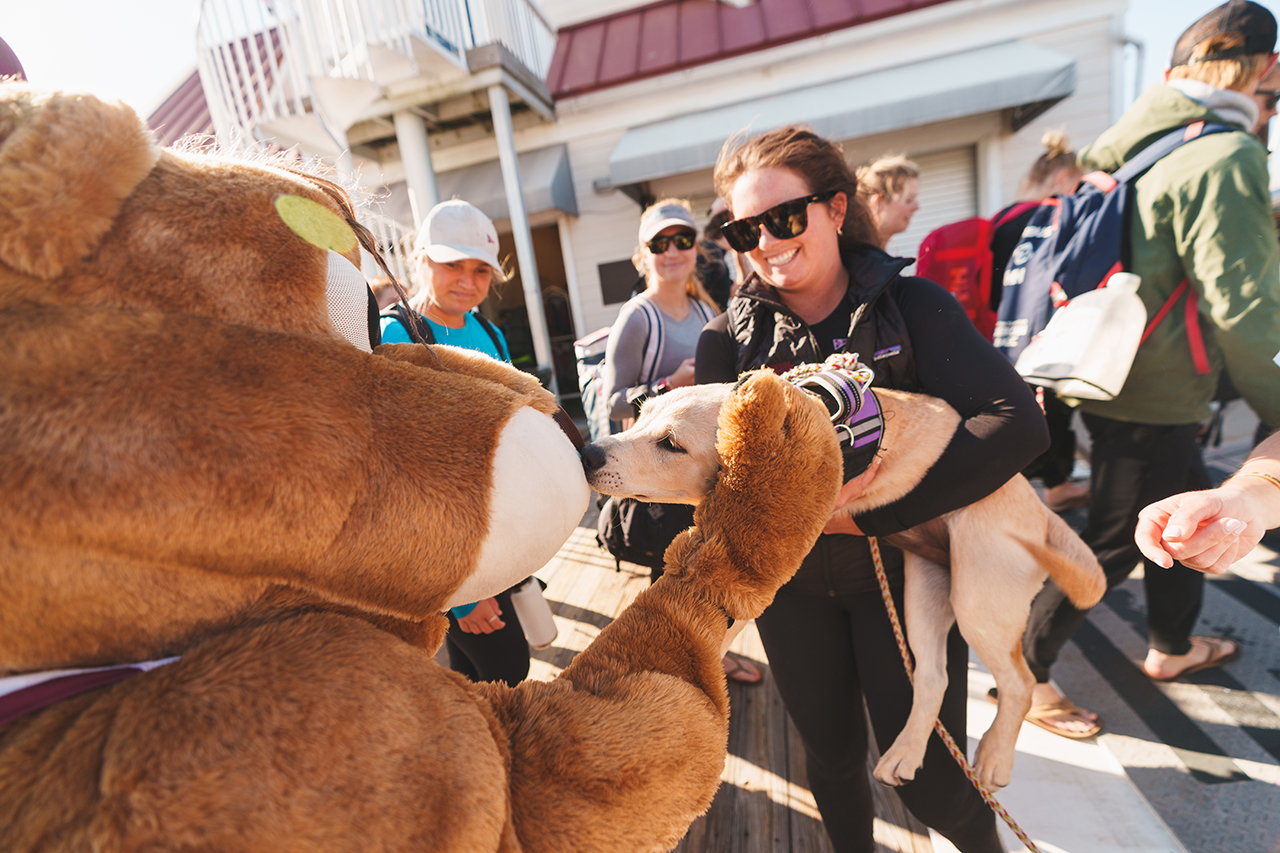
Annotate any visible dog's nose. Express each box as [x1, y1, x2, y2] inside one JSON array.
[[580, 443, 607, 472]]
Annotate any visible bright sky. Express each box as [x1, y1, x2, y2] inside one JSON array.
[[3, 0, 1280, 121]]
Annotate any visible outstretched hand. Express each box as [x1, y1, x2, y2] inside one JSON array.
[[1135, 485, 1264, 575]]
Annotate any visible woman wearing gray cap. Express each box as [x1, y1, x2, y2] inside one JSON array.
[[600, 199, 759, 683]]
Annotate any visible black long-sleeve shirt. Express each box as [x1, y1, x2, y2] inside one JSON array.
[[696, 275, 1048, 594]]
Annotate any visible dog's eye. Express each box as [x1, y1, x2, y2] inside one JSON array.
[[657, 435, 687, 454]]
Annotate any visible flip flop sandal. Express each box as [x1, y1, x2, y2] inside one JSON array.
[[1144, 635, 1242, 682], [722, 655, 763, 685], [1023, 700, 1104, 740], [987, 688, 1103, 740]]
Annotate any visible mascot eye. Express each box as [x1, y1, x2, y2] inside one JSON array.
[[657, 436, 686, 454]]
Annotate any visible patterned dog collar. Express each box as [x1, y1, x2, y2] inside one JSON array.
[[782, 354, 884, 483]]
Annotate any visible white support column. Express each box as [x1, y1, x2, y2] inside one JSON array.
[[1110, 14, 1128, 125], [393, 110, 440, 228], [976, 135, 1003, 218], [557, 213, 587, 341], [489, 82, 556, 393]]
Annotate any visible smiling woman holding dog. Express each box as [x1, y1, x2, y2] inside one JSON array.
[[696, 126, 1049, 853]]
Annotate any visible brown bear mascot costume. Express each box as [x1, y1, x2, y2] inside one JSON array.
[[0, 84, 840, 852]]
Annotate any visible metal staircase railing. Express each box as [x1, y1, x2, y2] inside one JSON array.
[[196, 0, 556, 154]]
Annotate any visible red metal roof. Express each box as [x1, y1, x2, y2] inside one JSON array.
[[147, 70, 214, 148], [546, 0, 953, 98], [147, 30, 285, 149]]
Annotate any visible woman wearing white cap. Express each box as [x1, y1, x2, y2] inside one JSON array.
[[380, 199, 509, 360], [381, 199, 530, 686], [600, 198, 760, 683]]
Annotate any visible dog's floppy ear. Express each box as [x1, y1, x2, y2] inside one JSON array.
[[675, 370, 839, 620], [0, 84, 159, 279]]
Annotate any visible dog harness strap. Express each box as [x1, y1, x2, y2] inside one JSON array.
[[783, 355, 884, 483]]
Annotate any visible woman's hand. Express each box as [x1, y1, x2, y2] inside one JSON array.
[[823, 513, 865, 536], [822, 459, 880, 536], [457, 597, 505, 633], [667, 358, 697, 389]]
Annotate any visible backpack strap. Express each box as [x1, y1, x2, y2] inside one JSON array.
[[1139, 277, 1211, 374], [380, 303, 436, 345], [473, 313, 509, 361], [991, 200, 1042, 230], [381, 303, 508, 361], [1107, 121, 1237, 186], [634, 296, 666, 384]]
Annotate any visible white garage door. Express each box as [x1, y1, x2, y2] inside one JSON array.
[[880, 145, 977, 273]]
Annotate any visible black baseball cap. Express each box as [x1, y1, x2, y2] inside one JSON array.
[[1170, 1, 1277, 67]]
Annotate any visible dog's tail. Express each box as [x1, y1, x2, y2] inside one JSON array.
[[1014, 512, 1106, 608]]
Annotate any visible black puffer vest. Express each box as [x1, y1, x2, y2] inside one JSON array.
[[727, 244, 923, 596], [727, 244, 921, 395]]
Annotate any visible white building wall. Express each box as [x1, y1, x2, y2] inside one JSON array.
[[1002, 15, 1123, 208], [537, 0, 1124, 333], [370, 0, 1126, 335]]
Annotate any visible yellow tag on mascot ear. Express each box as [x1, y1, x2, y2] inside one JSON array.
[[275, 194, 357, 254], [276, 194, 371, 352]]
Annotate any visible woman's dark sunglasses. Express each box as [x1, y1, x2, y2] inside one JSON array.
[[721, 191, 837, 253], [646, 231, 698, 254], [1258, 88, 1279, 111]]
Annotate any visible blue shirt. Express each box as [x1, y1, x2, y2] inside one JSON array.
[[381, 307, 512, 619], [380, 311, 508, 362]]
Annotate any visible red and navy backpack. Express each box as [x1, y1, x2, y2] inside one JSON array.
[[992, 121, 1233, 369]]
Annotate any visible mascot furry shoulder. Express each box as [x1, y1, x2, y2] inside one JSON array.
[[0, 84, 839, 852]]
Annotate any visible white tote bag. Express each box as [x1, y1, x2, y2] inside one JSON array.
[[1014, 273, 1146, 401]]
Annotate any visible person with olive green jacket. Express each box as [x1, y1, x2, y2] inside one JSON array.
[[1019, 0, 1280, 740]]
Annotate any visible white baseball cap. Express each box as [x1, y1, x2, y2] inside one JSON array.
[[638, 202, 697, 243], [414, 199, 507, 281]]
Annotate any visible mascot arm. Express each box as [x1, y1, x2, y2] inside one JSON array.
[[375, 343, 557, 417], [474, 372, 839, 853]]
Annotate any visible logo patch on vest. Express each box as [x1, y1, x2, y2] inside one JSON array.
[[873, 345, 901, 361]]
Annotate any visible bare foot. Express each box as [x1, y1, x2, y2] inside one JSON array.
[[1030, 683, 1099, 734], [1142, 636, 1241, 681], [1044, 480, 1090, 512]]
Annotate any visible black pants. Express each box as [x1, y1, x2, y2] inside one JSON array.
[[1023, 414, 1209, 681], [1022, 387, 1077, 488], [445, 586, 530, 687], [756, 585, 1001, 853]]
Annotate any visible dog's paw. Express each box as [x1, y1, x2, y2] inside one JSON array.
[[872, 742, 923, 787], [972, 734, 1013, 791]]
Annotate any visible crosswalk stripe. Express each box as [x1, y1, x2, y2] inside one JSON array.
[[1072, 617, 1249, 784]]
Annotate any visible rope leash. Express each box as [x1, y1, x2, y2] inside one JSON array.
[[868, 537, 1041, 853]]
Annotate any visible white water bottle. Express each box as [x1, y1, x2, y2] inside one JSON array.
[[1015, 272, 1147, 401], [510, 577, 558, 650]]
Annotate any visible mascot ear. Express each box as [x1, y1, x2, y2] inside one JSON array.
[[0, 85, 159, 279]]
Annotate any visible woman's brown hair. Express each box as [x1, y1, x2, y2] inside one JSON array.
[[713, 125, 879, 256]]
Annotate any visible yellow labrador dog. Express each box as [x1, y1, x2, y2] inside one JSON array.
[[581, 367, 1104, 792]]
